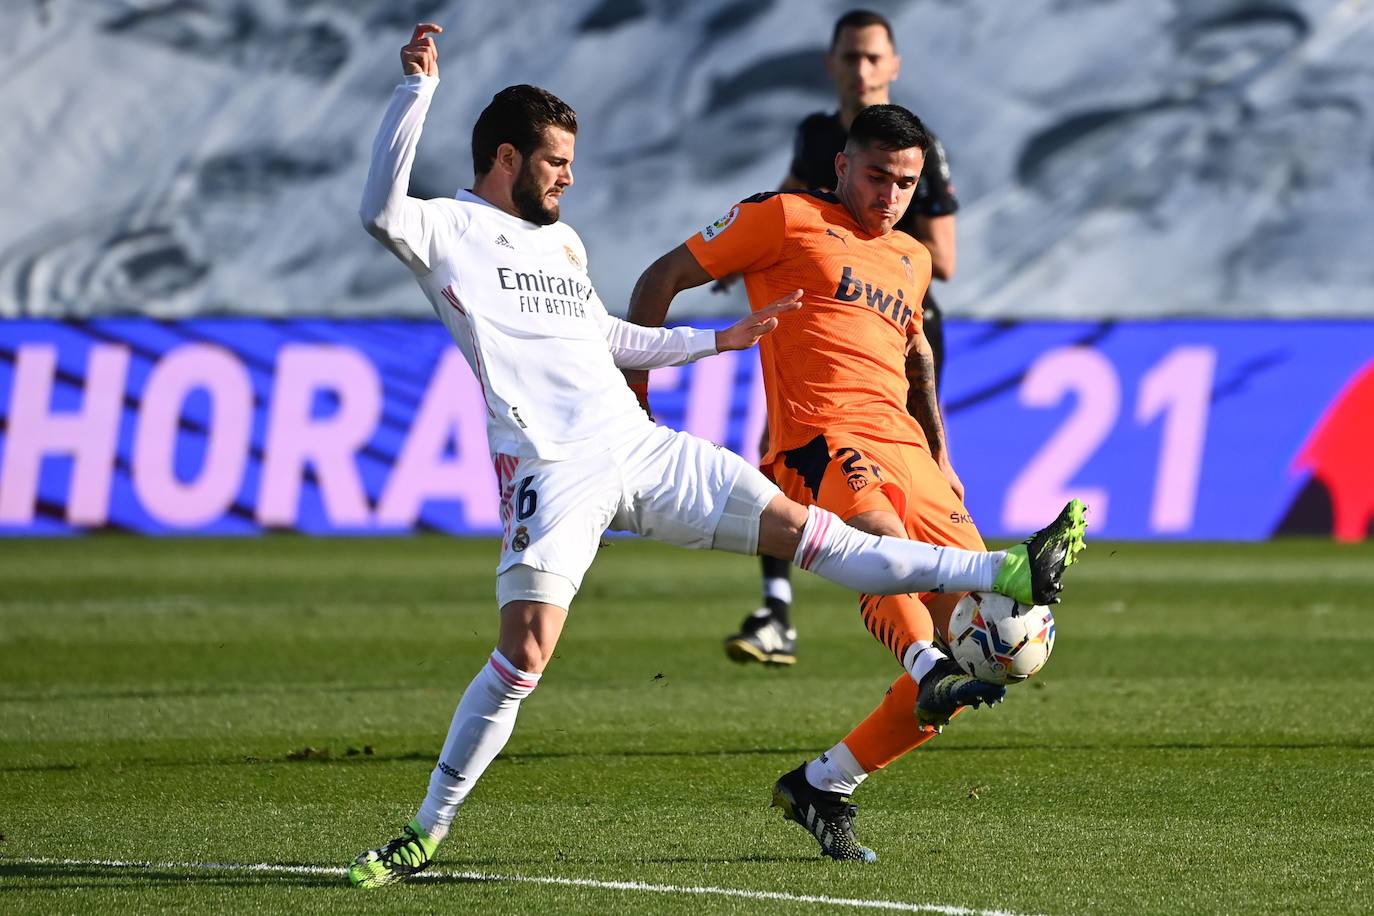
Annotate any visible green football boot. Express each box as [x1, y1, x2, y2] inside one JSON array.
[[993, 498, 1088, 606], [348, 818, 439, 888]]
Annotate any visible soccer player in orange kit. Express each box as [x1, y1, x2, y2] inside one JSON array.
[[723, 8, 964, 666], [625, 103, 1087, 861]]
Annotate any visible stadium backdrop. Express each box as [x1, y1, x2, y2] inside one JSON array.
[[0, 319, 1369, 541]]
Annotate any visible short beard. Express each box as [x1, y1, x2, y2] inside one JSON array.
[[511, 161, 559, 226]]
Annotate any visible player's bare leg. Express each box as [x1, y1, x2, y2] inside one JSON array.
[[349, 596, 566, 888]]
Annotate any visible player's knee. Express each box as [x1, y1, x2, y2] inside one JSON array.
[[496, 632, 550, 674], [756, 494, 808, 558], [495, 570, 571, 674], [713, 468, 784, 556], [847, 509, 905, 539], [495, 611, 560, 674]]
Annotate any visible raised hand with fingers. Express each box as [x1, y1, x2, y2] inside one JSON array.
[[401, 23, 443, 77], [715, 289, 803, 352]]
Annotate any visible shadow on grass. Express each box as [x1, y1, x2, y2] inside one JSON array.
[[6, 738, 1372, 775], [449, 853, 810, 867], [0, 856, 811, 889], [0, 861, 517, 889], [0, 862, 343, 889], [0, 681, 429, 705], [0, 746, 820, 774]]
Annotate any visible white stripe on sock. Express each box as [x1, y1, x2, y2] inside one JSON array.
[[415, 650, 540, 841], [805, 742, 869, 796], [763, 577, 793, 605], [903, 641, 944, 684]]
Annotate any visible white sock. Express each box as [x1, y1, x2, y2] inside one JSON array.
[[793, 506, 1003, 595], [763, 577, 792, 605], [902, 640, 947, 685], [804, 742, 869, 796], [414, 650, 540, 842]]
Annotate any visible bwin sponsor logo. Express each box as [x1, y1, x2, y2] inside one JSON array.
[[834, 266, 914, 326]]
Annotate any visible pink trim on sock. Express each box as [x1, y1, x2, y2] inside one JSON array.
[[799, 508, 832, 571], [488, 653, 538, 691]]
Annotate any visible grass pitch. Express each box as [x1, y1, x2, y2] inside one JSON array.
[[1, 536, 1371, 914]]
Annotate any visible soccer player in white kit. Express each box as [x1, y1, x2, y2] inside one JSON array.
[[347, 24, 1087, 888]]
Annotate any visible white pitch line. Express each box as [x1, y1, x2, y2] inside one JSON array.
[[6, 856, 1040, 916]]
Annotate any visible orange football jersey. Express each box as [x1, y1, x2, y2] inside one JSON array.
[[686, 190, 933, 462]]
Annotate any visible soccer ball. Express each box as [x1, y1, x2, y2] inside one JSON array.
[[947, 592, 1056, 685]]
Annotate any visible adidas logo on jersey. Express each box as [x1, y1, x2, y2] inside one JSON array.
[[495, 234, 515, 249]]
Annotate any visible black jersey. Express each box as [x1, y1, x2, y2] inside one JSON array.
[[788, 111, 958, 235]]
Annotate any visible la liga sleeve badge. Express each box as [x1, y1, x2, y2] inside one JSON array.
[[699, 206, 740, 242]]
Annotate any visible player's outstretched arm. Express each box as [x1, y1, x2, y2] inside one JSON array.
[[359, 23, 446, 273], [626, 244, 715, 334], [715, 290, 801, 351], [622, 243, 716, 407], [600, 291, 795, 370], [599, 311, 715, 371]]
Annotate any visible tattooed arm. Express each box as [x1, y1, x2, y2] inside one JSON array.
[[907, 330, 964, 501]]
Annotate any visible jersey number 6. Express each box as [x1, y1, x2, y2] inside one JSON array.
[[516, 476, 539, 521]]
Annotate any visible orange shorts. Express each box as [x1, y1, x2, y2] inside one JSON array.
[[764, 434, 985, 553]]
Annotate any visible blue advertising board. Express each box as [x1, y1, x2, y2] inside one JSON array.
[[1, 319, 1370, 540]]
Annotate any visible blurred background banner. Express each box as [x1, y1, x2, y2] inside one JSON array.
[[2, 0, 1373, 320], [2, 318, 1368, 540], [2, 1, 1371, 541]]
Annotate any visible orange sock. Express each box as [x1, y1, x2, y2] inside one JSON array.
[[841, 675, 934, 771], [858, 592, 933, 664], [846, 592, 968, 773], [840, 674, 968, 772]]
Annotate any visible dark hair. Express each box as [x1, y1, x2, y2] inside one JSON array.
[[471, 84, 578, 177], [830, 9, 896, 50], [847, 104, 931, 154]]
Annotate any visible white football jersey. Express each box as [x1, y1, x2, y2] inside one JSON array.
[[361, 76, 717, 460]]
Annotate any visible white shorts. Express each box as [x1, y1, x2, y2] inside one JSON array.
[[492, 425, 780, 609]]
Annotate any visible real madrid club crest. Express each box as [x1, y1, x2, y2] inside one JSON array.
[[512, 526, 530, 551], [564, 245, 582, 270]]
